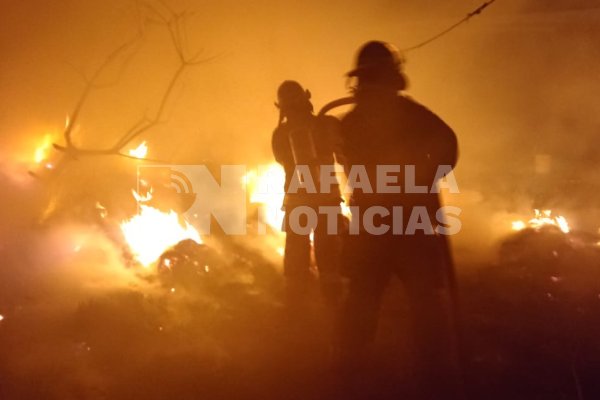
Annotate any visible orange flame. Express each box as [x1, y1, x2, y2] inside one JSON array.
[[128, 141, 148, 159], [246, 163, 286, 231], [512, 209, 570, 234], [120, 203, 201, 267], [33, 134, 54, 165]]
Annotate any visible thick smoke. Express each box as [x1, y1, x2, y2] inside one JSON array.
[[1, 0, 599, 397]]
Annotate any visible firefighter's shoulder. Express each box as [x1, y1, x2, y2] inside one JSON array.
[[397, 94, 427, 112], [316, 114, 341, 132], [397, 94, 444, 123], [272, 121, 291, 137]]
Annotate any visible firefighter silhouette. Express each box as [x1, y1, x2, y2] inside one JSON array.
[[336, 41, 462, 398], [272, 80, 345, 304]]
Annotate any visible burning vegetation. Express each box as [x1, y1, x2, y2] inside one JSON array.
[[512, 209, 570, 234], [1, 0, 600, 399]]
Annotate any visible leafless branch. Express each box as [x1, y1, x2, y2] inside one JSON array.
[[63, 34, 142, 149], [53, 1, 205, 162]]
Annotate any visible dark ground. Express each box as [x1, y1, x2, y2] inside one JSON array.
[[1, 229, 599, 400]]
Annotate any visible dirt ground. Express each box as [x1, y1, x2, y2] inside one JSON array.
[[1, 231, 599, 400]]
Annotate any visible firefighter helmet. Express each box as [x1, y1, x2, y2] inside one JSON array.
[[347, 41, 407, 89], [275, 80, 313, 113]]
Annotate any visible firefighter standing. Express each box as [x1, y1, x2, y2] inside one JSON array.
[[272, 80, 344, 304], [337, 42, 461, 399]]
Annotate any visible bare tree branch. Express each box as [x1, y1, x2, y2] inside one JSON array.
[[63, 34, 142, 149], [51, 1, 206, 164]]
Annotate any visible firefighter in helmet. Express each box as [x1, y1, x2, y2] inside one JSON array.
[[272, 80, 344, 304], [337, 41, 461, 398]]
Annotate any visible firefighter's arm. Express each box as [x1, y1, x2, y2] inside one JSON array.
[[271, 127, 292, 166], [429, 114, 458, 170], [339, 114, 356, 176], [319, 115, 347, 168], [413, 100, 459, 170], [330, 116, 348, 168]]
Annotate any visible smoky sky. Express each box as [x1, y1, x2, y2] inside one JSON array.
[[1, 0, 599, 236]]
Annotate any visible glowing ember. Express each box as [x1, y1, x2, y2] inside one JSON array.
[[34, 134, 54, 164], [120, 205, 202, 267], [0, 314, 4, 322], [512, 209, 570, 234], [128, 141, 148, 159]]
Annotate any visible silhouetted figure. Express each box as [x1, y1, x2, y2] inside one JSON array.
[[337, 41, 461, 399], [272, 81, 344, 304]]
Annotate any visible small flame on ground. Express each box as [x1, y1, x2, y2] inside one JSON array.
[[132, 188, 153, 203], [244, 164, 287, 257], [95, 202, 108, 219], [120, 204, 201, 267], [341, 200, 352, 220], [246, 163, 286, 231], [511, 220, 527, 231], [512, 209, 570, 234], [128, 141, 148, 159], [34, 134, 54, 164]]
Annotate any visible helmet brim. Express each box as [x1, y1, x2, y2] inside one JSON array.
[[346, 68, 361, 77], [346, 61, 400, 77]]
